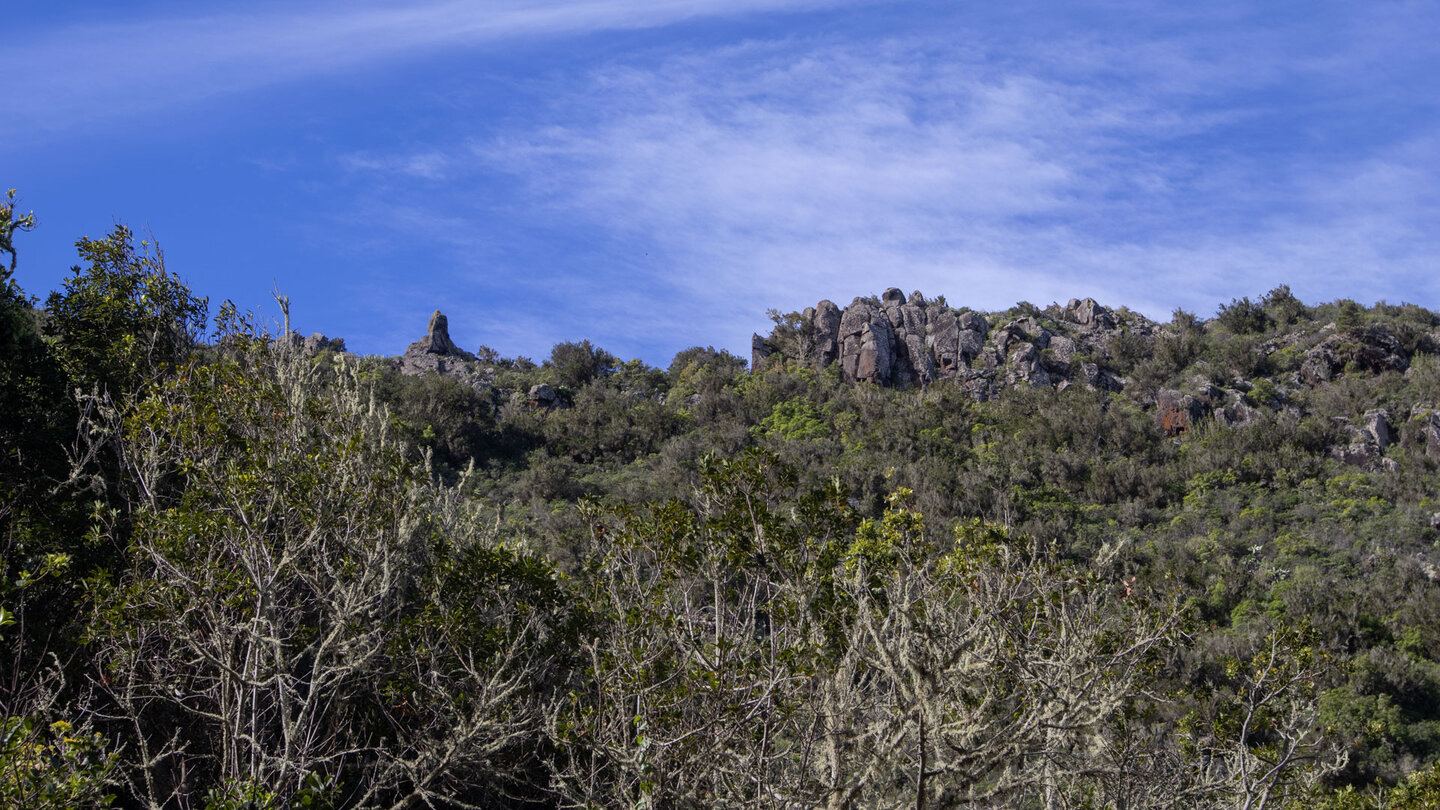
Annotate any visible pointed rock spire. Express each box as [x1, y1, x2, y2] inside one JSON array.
[[425, 310, 459, 355]]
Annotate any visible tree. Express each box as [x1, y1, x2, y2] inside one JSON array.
[[551, 452, 1190, 809], [83, 308, 576, 807], [550, 450, 859, 807], [546, 339, 618, 390], [1262, 285, 1308, 327], [369, 367, 498, 475], [761, 308, 810, 368], [0, 189, 35, 276], [1174, 624, 1344, 810], [822, 512, 1183, 809], [1, 197, 102, 798], [667, 346, 747, 382], [1217, 297, 1271, 335], [0, 192, 71, 521], [46, 225, 208, 404]]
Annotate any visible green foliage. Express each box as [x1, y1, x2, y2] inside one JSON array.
[[762, 307, 808, 364], [540, 383, 689, 466], [666, 345, 747, 407], [1336, 299, 1367, 331], [369, 366, 497, 475], [1108, 325, 1153, 372], [202, 773, 337, 810], [1264, 284, 1310, 327], [1147, 307, 1207, 380], [1217, 295, 1273, 335], [756, 398, 829, 441], [11, 203, 1440, 805], [1306, 760, 1440, 809], [1247, 377, 1281, 407], [0, 210, 73, 517], [82, 316, 575, 807], [553, 450, 861, 806], [668, 345, 747, 380], [0, 717, 117, 810], [45, 225, 208, 401], [545, 338, 617, 388], [0, 197, 101, 701]]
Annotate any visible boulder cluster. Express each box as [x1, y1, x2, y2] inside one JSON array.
[[752, 288, 1132, 401], [282, 331, 346, 353], [1330, 409, 1399, 470]]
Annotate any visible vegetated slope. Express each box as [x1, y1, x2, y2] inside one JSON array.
[[7, 201, 1440, 806], [370, 285, 1440, 790]]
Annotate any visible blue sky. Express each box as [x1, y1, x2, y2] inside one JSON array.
[[7, 1, 1439, 365]]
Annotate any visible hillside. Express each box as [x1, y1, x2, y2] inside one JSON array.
[[7, 215, 1440, 808]]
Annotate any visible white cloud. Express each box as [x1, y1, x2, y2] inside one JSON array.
[[463, 40, 1178, 327], [6, 0, 853, 137]]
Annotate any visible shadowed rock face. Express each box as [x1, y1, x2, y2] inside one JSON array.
[[811, 300, 842, 368]]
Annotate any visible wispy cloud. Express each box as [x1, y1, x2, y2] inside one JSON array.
[[340, 151, 454, 181], [6, 0, 851, 137]]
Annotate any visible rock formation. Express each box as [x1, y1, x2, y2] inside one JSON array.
[[376, 291, 1439, 475], [528, 384, 559, 410], [1330, 408, 1399, 471], [1156, 389, 1205, 437], [395, 310, 495, 397], [1403, 407, 1440, 459], [282, 331, 346, 353], [752, 289, 1139, 400], [1301, 326, 1410, 384]]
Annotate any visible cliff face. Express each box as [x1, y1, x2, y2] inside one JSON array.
[[752, 288, 1133, 400]]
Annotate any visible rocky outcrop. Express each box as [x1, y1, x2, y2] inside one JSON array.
[[395, 310, 495, 397], [1401, 407, 1440, 459], [750, 333, 774, 374], [1366, 408, 1394, 451], [377, 291, 1440, 465], [412, 310, 461, 356], [1218, 401, 1263, 427], [838, 296, 900, 385], [1331, 408, 1398, 471], [1301, 326, 1409, 384], [1064, 297, 1115, 330], [528, 384, 559, 410], [752, 289, 1139, 399], [810, 300, 843, 369]]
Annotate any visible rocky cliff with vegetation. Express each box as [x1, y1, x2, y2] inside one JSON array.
[[9, 195, 1440, 808]]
